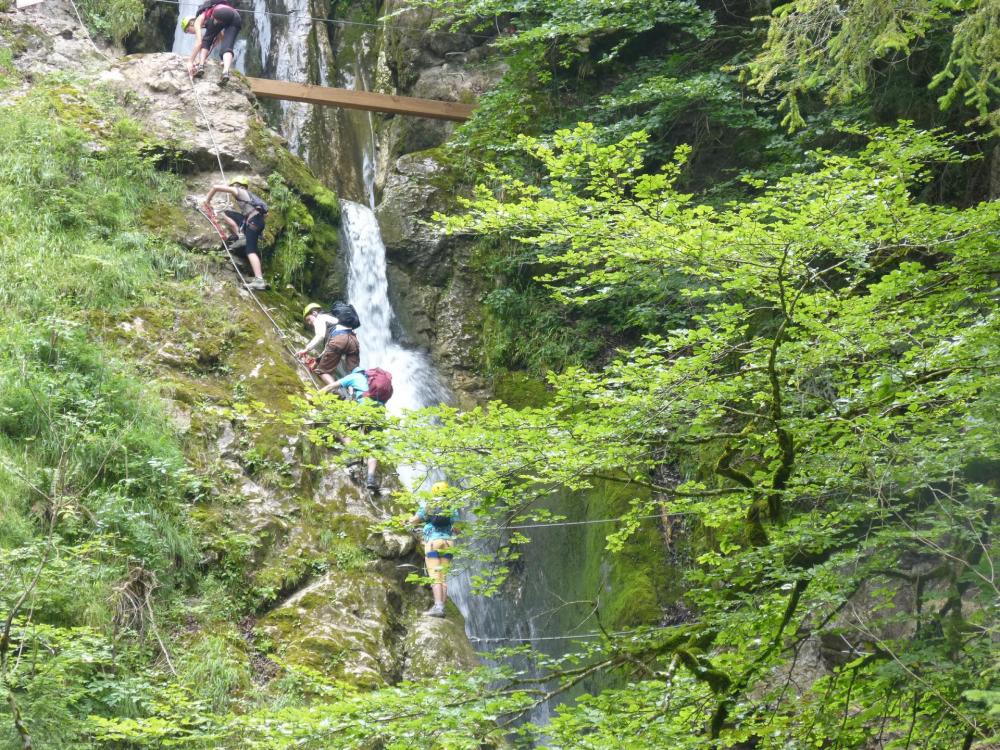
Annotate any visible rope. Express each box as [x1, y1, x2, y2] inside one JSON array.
[[157, 0, 494, 39], [188, 70, 227, 181], [487, 512, 690, 532], [188, 71, 320, 387], [65, 0, 113, 62], [196, 203, 320, 387], [467, 626, 671, 645]]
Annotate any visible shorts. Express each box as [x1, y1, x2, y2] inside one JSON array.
[[424, 538, 454, 584], [202, 7, 242, 56], [223, 209, 264, 256], [314, 332, 360, 377]]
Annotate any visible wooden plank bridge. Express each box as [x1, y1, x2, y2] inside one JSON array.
[[247, 78, 476, 122]]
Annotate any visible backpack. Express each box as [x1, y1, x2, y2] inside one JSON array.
[[196, 0, 240, 17], [362, 367, 393, 403], [329, 300, 361, 329], [425, 506, 453, 530], [245, 191, 268, 216]]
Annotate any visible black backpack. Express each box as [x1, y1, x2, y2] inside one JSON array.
[[425, 506, 453, 530], [245, 190, 268, 215], [329, 300, 361, 329]]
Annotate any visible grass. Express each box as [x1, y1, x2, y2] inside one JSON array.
[[0, 81, 209, 743]]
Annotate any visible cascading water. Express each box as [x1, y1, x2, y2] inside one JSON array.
[[339, 201, 449, 421]]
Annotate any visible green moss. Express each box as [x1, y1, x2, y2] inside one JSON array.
[[575, 479, 678, 631], [492, 371, 553, 408], [139, 201, 188, 242], [248, 119, 340, 223]]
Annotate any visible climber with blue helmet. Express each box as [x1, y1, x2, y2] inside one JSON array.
[[408, 481, 459, 618], [182, 1, 242, 86]]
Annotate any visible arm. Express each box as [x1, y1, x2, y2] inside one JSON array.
[[299, 319, 327, 355], [408, 504, 426, 526], [204, 184, 237, 209], [316, 376, 344, 395], [187, 16, 205, 70]]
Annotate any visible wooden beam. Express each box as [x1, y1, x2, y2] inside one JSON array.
[[247, 78, 475, 122]]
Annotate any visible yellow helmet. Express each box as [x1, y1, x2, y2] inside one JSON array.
[[181, 16, 195, 32], [303, 303, 322, 320], [430, 481, 450, 496], [229, 175, 250, 187]]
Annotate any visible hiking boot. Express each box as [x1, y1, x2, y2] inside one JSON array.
[[229, 235, 247, 250], [192, 63, 205, 79], [218, 71, 231, 87], [246, 277, 267, 291], [366, 475, 379, 492], [424, 603, 446, 618]]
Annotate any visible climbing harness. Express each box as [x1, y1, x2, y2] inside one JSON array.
[[187, 71, 320, 387], [66, 0, 112, 62]]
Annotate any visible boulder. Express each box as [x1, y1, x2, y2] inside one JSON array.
[[402, 604, 480, 680]]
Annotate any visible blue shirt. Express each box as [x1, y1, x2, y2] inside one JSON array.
[[339, 367, 385, 405], [417, 502, 459, 541], [338, 368, 369, 402]]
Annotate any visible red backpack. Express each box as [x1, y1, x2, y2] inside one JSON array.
[[363, 368, 393, 403]]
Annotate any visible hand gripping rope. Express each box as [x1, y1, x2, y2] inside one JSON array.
[[187, 69, 320, 387]]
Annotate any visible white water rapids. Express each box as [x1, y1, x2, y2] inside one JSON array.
[[340, 201, 449, 423]]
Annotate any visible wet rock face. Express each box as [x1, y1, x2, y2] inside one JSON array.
[[367, 6, 504, 403], [377, 152, 489, 405]]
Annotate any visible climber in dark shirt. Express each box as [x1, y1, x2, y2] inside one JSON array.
[[182, 1, 242, 86], [204, 176, 268, 291]]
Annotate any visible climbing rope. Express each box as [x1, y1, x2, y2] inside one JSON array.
[[466, 625, 675, 645], [155, 0, 494, 39], [65, 0, 113, 62], [188, 70, 228, 181], [187, 70, 320, 387], [486, 512, 691, 532]]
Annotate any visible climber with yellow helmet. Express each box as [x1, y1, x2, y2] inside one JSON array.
[[181, 1, 243, 86], [408, 481, 459, 618], [203, 176, 269, 290]]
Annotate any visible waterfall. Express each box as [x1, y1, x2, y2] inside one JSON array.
[[172, 2, 603, 732], [340, 201, 449, 421]]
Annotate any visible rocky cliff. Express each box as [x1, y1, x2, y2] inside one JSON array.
[[218, 0, 506, 404], [1, 0, 476, 696]]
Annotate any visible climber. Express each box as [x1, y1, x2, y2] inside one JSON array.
[[204, 176, 268, 291], [409, 481, 458, 618], [182, 0, 242, 86], [298, 301, 360, 387], [318, 365, 393, 491]]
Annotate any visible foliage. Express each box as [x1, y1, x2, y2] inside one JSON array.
[[745, 0, 1000, 131], [75, 0, 145, 44], [0, 83, 204, 747], [300, 123, 1000, 746]]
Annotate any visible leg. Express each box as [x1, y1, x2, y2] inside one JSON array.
[[366, 456, 378, 490], [423, 540, 453, 616], [246, 252, 263, 279], [217, 15, 241, 77], [220, 210, 242, 236], [242, 217, 265, 285]]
